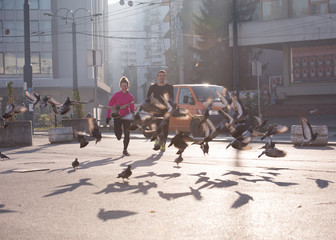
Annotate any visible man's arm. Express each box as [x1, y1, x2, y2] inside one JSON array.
[[146, 85, 154, 99], [167, 84, 174, 103]]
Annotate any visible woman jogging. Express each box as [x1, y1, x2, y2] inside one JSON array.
[[106, 76, 135, 156]]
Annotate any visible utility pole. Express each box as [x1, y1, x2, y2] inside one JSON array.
[[72, 21, 78, 92], [232, 0, 239, 91], [23, 0, 33, 123]]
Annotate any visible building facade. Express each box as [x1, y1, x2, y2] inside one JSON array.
[[0, 0, 110, 123], [231, 0, 336, 105]]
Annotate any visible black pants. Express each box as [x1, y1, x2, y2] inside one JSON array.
[[114, 118, 131, 151], [156, 118, 170, 144]]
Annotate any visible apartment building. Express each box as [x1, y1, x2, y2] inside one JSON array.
[[0, 0, 110, 121], [231, 0, 336, 105]]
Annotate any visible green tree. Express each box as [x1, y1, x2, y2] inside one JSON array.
[[192, 0, 233, 88], [236, 0, 262, 90], [6, 81, 15, 121], [72, 90, 84, 119]]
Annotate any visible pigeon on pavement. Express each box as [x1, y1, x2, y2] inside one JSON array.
[[117, 165, 132, 182], [72, 158, 79, 170]]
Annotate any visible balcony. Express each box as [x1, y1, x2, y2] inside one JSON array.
[[229, 14, 336, 48]]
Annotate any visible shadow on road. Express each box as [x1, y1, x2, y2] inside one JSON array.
[[157, 187, 202, 201], [95, 181, 158, 195], [43, 178, 94, 197], [307, 177, 334, 189], [47, 156, 123, 173], [97, 208, 137, 221], [0, 204, 16, 214], [293, 146, 335, 150], [231, 191, 254, 209], [120, 152, 163, 169]]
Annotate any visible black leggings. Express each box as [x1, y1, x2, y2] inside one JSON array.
[[114, 118, 131, 151]]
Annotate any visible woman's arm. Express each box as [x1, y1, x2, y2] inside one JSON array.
[[106, 93, 118, 118], [128, 94, 135, 112]]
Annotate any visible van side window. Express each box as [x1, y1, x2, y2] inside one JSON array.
[[173, 88, 177, 102], [178, 88, 195, 105]]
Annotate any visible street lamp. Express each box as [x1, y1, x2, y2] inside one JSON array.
[[44, 8, 102, 118]]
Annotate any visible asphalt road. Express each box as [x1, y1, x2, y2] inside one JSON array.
[[0, 133, 335, 240]]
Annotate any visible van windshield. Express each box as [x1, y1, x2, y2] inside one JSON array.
[[191, 86, 224, 102]]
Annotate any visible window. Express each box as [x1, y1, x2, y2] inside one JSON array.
[[40, 0, 50, 10], [15, 0, 24, 9], [3, 21, 15, 42], [17, 52, 24, 74], [40, 21, 51, 42], [310, 0, 329, 15], [178, 88, 195, 105], [262, 0, 283, 20], [30, 0, 38, 9], [31, 52, 40, 74], [41, 52, 52, 75], [0, 21, 2, 42], [291, 0, 309, 17], [330, 0, 336, 13], [30, 21, 39, 42], [192, 86, 223, 102], [4, 53, 16, 74], [0, 53, 4, 74], [3, 0, 15, 9]]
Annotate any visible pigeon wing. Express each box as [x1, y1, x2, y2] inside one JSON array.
[[13, 104, 28, 114], [300, 116, 312, 140]]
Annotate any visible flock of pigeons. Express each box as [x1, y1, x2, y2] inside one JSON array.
[[0, 89, 320, 181]]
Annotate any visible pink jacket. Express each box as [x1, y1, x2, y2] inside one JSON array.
[[106, 91, 135, 118]]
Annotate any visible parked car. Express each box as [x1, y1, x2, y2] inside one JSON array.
[[168, 84, 227, 137]]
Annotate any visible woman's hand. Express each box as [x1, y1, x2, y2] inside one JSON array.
[[106, 117, 111, 125]]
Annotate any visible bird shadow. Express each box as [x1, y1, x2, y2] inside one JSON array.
[[157, 187, 202, 201], [0, 204, 16, 214], [231, 191, 254, 209], [47, 156, 122, 173], [240, 175, 298, 187], [0, 169, 17, 175], [307, 177, 334, 189], [134, 171, 157, 179], [222, 170, 254, 177], [196, 178, 238, 191], [97, 208, 137, 221], [120, 153, 163, 169], [95, 181, 158, 195], [134, 172, 181, 180], [293, 146, 334, 150], [43, 178, 94, 197]]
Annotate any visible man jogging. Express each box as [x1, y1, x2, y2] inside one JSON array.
[[146, 70, 174, 152]]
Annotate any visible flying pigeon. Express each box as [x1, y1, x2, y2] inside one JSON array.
[[0, 152, 10, 160], [174, 155, 183, 167], [300, 116, 318, 146], [25, 90, 40, 109], [58, 97, 93, 115], [168, 131, 195, 155], [87, 115, 102, 144], [117, 165, 132, 182], [0, 116, 8, 128], [74, 131, 90, 148], [2, 103, 28, 119], [261, 124, 288, 140], [258, 138, 286, 158], [72, 158, 79, 170], [39, 95, 62, 109]]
